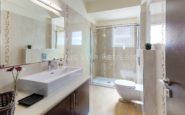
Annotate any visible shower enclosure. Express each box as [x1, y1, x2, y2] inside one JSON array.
[[91, 24, 140, 87]]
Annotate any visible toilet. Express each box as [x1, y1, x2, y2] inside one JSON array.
[[115, 80, 143, 102]]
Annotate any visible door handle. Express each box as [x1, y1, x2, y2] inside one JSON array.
[[162, 78, 184, 87], [162, 78, 172, 86], [161, 78, 185, 98]]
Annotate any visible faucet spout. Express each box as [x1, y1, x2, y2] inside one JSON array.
[[47, 59, 59, 71], [48, 61, 51, 71]]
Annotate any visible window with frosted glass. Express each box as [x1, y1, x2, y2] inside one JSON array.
[[112, 27, 134, 48], [72, 31, 82, 45], [151, 25, 164, 44]]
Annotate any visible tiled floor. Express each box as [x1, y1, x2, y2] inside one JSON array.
[[90, 85, 143, 115]]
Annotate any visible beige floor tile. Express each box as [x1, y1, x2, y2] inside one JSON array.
[[90, 85, 142, 115]]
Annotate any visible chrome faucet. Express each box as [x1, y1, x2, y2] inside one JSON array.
[[48, 59, 59, 71], [48, 61, 52, 71]]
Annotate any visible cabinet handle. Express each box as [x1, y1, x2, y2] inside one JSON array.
[[75, 91, 79, 106], [70, 96, 73, 111], [74, 93, 76, 115]]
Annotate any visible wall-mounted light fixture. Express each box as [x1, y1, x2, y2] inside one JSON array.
[[31, 0, 62, 15]]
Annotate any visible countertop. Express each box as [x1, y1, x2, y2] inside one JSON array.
[[15, 76, 90, 115]]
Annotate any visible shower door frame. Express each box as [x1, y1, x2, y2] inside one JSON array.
[[90, 24, 140, 87]]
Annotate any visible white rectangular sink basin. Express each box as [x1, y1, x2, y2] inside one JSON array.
[[18, 67, 83, 96]]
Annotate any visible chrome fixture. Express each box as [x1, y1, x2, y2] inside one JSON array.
[[31, 0, 62, 15], [48, 59, 58, 71]]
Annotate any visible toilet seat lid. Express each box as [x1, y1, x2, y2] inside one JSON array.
[[115, 80, 136, 87]]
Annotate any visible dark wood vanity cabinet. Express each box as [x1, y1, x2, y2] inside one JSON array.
[[46, 93, 73, 115], [45, 80, 89, 115], [74, 81, 89, 115]]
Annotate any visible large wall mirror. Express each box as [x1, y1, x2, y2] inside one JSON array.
[[0, 0, 65, 67]]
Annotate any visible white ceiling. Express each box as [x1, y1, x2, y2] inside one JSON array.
[[83, 0, 140, 13], [88, 6, 140, 21], [82, 0, 141, 22]]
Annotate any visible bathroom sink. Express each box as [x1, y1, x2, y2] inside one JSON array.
[[18, 67, 83, 96]]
